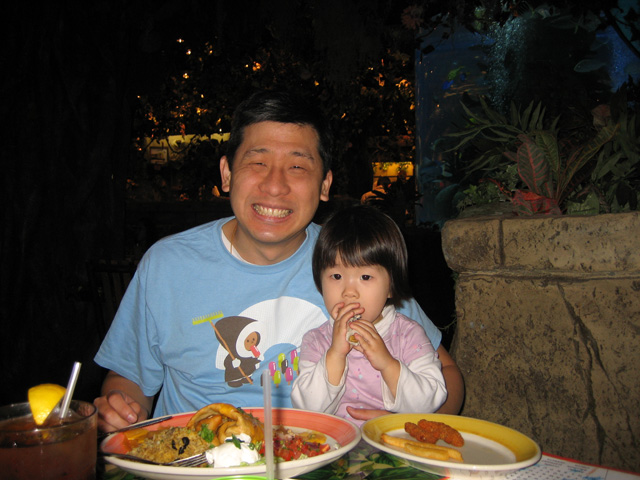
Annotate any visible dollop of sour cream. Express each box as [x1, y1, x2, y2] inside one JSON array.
[[204, 433, 260, 468]]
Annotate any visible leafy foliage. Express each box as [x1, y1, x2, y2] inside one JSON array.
[[445, 87, 639, 215]]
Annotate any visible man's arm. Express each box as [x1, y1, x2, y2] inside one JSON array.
[[346, 344, 464, 422], [434, 345, 464, 414], [93, 370, 155, 432]]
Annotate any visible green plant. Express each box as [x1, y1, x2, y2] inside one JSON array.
[[445, 90, 639, 216], [585, 86, 640, 212], [504, 126, 618, 215], [446, 97, 552, 182], [455, 164, 519, 211]]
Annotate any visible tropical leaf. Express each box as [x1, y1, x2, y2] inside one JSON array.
[[560, 124, 618, 193], [512, 190, 562, 215], [566, 191, 600, 215], [464, 152, 509, 180], [480, 96, 506, 124], [528, 102, 545, 131], [444, 129, 483, 150], [515, 135, 552, 197], [512, 191, 537, 215], [615, 114, 639, 161], [481, 130, 519, 142], [460, 100, 492, 126], [535, 131, 560, 179], [591, 150, 625, 180], [503, 151, 516, 163], [520, 101, 534, 131], [510, 101, 519, 126]]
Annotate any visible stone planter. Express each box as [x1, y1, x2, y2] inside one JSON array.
[[442, 211, 640, 472]]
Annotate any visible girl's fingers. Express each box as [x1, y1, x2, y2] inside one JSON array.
[[330, 303, 345, 321], [339, 303, 360, 317], [333, 304, 363, 325]]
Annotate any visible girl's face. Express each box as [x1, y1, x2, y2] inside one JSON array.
[[320, 256, 392, 323]]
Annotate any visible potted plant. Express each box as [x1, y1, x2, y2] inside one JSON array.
[[444, 84, 639, 217]]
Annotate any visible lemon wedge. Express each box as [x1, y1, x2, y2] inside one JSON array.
[[28, 383, 66, 425]]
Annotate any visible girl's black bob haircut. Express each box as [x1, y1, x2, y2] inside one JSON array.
[[312, 204, 412, 307]]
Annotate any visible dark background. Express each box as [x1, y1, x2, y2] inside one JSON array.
[[0, 1, 456, 406], [4, 0, 635, 407]]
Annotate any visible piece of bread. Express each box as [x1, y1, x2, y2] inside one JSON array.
[[345, 314, 361, 345]]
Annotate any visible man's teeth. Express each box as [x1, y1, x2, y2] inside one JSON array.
[[253, 205, 292, 218]]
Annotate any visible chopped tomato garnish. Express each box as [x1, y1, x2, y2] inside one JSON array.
[[268, 431, 330, 461]]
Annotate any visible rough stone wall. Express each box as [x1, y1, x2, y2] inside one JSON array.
[[442, 212, 640, 472]]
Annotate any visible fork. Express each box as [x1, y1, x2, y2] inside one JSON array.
[[97, 415, 174, 439], [101, 452, 208, 467], [170, 452, 208, 467]]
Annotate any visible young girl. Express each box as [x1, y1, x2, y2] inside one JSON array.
[[291, 205, 446, 425]]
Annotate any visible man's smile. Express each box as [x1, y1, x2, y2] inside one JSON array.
[[252, 204, 293, 218]]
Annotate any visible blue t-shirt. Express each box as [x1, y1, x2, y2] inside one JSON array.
[[95, 217, 442, 416]]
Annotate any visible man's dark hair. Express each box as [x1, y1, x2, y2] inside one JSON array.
[[225, 91, 334, 175], [312, 205, 412, 307]]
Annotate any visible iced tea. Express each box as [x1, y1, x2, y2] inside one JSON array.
[[0, 400, 97, 480]]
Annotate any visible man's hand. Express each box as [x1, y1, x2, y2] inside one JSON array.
[[93, 371, 154, 432], [346, 406, 389, 422], [436, 345, 464, 415]]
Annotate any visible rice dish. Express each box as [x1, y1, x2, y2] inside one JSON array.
[[129, 426, 211, 464]]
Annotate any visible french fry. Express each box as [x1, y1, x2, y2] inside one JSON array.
[[404, 443, 449, 461], [380, 433, 463, 462]]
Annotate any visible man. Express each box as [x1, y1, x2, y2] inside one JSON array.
[[360, 176, 391, 205], [94, 91, 463, 432]]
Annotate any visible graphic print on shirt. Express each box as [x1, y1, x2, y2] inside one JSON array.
[[212, 316, 263, 387], [196, 296, 328, 390]]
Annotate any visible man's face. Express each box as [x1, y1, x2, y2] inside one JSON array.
[[220, 121, 332, 263]]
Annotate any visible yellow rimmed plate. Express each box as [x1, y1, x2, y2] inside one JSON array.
[[362, 413, 541, 479]]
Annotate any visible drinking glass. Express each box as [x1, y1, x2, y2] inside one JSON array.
[[0, 400, 97, 480]]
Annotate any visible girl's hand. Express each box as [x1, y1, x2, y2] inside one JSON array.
[[348, 319, 397, 372], [325, 302, 363, 386], [328, 302, 363, 357]]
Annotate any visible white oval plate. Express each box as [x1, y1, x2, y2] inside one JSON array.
[[101, 408, 360, 480], [362, 413, 541, 479]]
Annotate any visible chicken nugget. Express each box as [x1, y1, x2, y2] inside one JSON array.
[[417, 419, 464, 447], [405, 421, 438, 444]]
